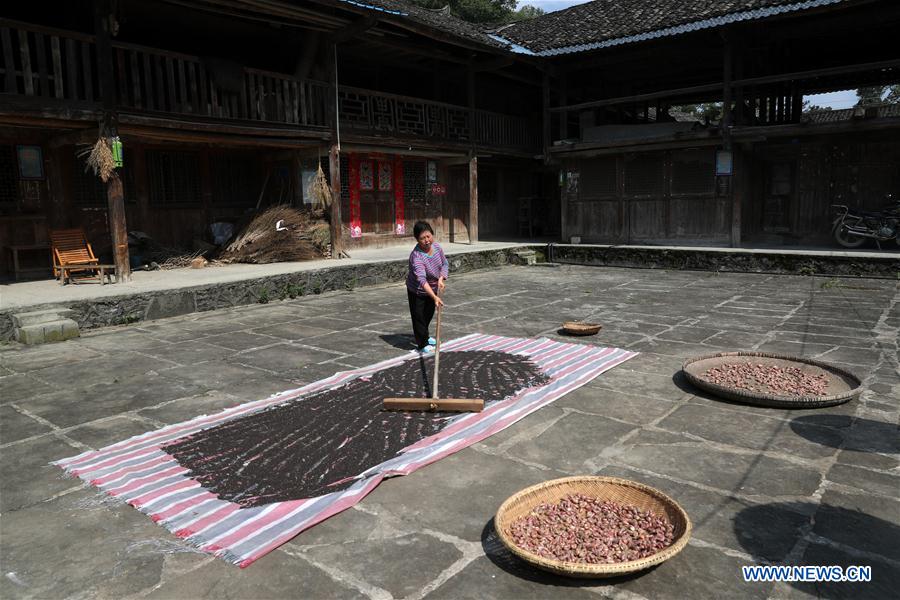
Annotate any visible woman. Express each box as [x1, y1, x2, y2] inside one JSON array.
[[406, 220, 448, 354]]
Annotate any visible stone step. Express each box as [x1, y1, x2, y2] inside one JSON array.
[[15, 319, 80, 345], [512, 249, 537, 266], [11, 307, 75, 328]]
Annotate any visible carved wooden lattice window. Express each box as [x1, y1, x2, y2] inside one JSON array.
[[426, 105, 448, 138], [403, 160, 426, 204], [359, 159, 374, 191], [370, 96, 395, 132], [339, 91, 370, 129], [396, 100, 427, 136], [377, 161, 392, 191], [147, 150, 201, 205], [446, 108, 470, 141]]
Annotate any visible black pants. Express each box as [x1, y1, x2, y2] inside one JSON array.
[[407, 289, 436, 349]]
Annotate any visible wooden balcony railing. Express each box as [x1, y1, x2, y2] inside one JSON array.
[[338, 85, 539, 152], [1, 20, 539, 152], [0, 19, 330, 128], [0, 20, 97, 104]]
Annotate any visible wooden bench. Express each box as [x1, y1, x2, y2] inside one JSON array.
[[6, 244, 52, 281], [57, 263, 116, 285]]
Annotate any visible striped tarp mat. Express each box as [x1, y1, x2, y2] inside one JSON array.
[[54, 333, 636, 567]]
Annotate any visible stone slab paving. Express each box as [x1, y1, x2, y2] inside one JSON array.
[[0, 265, 897, 600]]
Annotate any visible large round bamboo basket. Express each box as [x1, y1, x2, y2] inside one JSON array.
[[495, 476, 692, 578], [682, 352, 862, 409], [562, 321, 602, 336]]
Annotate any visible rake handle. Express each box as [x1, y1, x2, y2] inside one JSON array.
[[432, 289, 443, 400]]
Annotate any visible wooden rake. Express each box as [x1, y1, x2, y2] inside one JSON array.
[[383, 290, 484, 413]]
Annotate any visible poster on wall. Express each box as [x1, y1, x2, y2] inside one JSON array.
[[16, 145, 44, 179], [426, 160, 437, 183], [359, 159, 374, 191], [378, 161, 392, 191], [393, 157, 405, 235]]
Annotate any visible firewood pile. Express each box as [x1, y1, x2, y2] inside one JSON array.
[[218, 205, 330, 264]]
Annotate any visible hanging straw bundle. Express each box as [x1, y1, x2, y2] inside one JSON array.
[[78, 138, 116, 183], [308, 162, 333, 211]]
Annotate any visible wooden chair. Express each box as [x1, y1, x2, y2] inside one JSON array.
[[50, 228, 102, 284]]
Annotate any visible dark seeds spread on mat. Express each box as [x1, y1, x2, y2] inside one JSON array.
[[163, 351, 549, 507], [703, 362, 829, 396], [508, 494, 675, 564]]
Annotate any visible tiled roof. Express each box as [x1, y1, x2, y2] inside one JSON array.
[[805, 103, 900, 123], [331, 0, 509, 50], [491, 0, 851, 56]]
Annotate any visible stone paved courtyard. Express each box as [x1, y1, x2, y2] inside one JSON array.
[[1, 264, 898, 600]]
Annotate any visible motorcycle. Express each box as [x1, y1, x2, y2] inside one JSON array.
[[831, 195, 900, 249]]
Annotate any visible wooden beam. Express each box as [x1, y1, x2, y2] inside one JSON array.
[[330, 15, 377, 43], [468, 154, 478, 244], [553, 57, 900, 113], [47, 127, 100, 148]]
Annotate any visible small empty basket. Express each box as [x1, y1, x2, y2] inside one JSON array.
[[495, 476, 691, 578], [562, 321, 602, 336]]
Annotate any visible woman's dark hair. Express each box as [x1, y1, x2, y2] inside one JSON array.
[[413, 221, 434, 239]]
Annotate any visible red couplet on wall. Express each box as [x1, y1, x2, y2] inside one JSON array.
[[393, 157, 405, 235], [348, 154, 362, 238]]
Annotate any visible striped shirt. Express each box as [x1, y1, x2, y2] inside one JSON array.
[[406, 242, 449, 296]]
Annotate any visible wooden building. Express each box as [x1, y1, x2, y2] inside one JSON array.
[[0, 0, 546, 279], [496, 0, 900, 247], [1, 0, 898, 281]]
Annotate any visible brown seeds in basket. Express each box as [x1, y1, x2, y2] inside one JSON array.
[[507, 494, 674, 564], [703, 362, 829, 396]]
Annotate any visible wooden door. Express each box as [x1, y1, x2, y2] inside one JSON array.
[[359, 158, 394, 234], [446, 166, 469, 243], [762, 161, 794, 234]]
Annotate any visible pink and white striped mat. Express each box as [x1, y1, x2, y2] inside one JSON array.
[[54, 333, 636, 567]]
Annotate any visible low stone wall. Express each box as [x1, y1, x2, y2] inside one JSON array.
[[0, 248, 517, 342], [545, 244, 900, 279]]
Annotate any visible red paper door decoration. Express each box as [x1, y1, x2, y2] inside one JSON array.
[[348, 154, 362, 238], [393, 157, 405, 235]]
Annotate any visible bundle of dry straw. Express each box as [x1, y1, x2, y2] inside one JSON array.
[[78, 138, 116, 183], [219, 205, 330, 264]]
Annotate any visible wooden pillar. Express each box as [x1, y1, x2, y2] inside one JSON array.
[[328, 143, 343, 257], [94, 0, 130, 282], [731, 147, 744, 247], [467, 66, 476, 145], [721, 36, 733, 150], [558, 74, 567, 141], [560, 166, 568, 243], [468, 154, 478, 244], [542, 72, 551, 164]]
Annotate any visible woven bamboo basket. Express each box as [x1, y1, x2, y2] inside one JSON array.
[[682, 352, 863, 409], [495, 476, 692, 578], [562, 321, 602, 336]]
